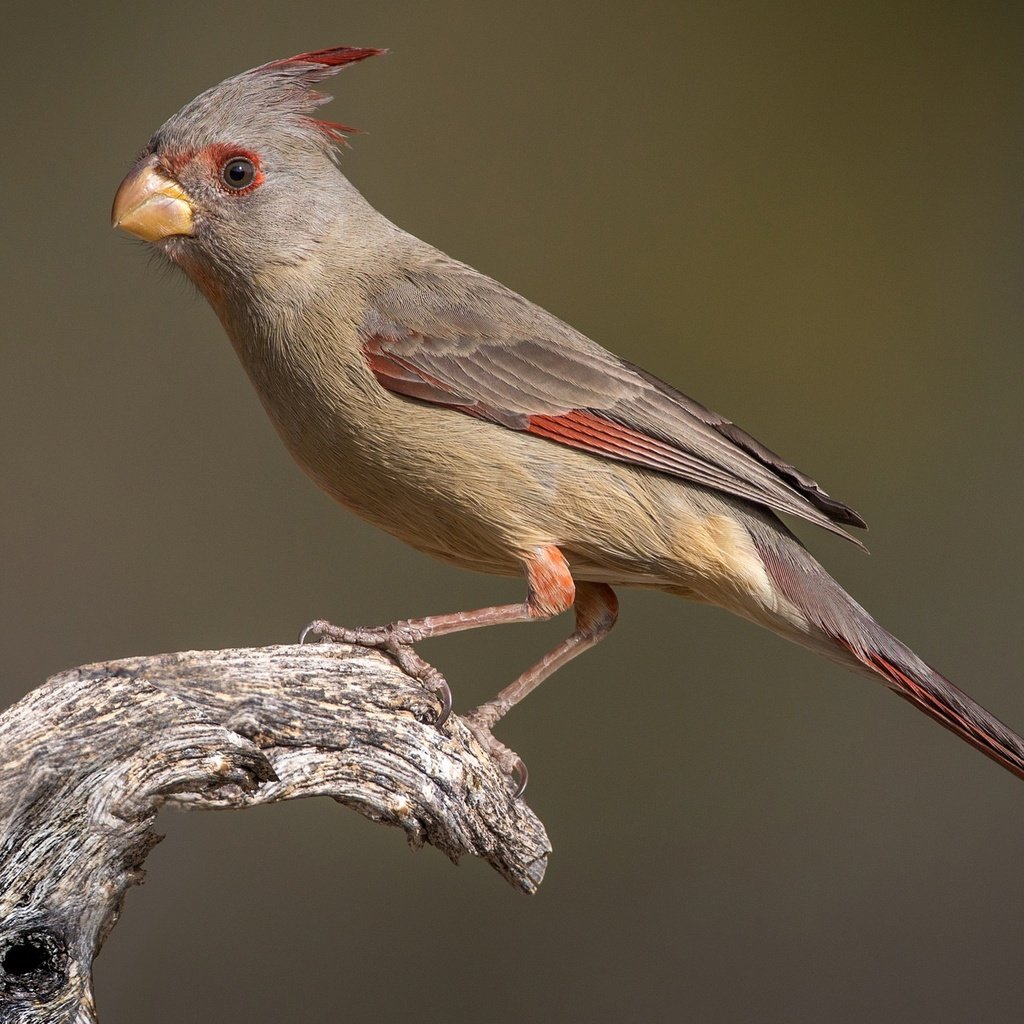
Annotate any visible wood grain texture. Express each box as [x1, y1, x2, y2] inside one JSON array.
[[0, 644, 550, 1023]]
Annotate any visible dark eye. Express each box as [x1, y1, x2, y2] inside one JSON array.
[[221, 157, 256, 190]]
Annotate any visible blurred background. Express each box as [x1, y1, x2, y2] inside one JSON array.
[[2, 2, 1023, 1021]]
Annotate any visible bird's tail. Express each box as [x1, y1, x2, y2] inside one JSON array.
[[750, 523, 1024, 782], [839, 628, 1024, 782]]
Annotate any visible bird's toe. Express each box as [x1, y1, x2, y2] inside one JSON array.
[[463, 711, 528, 797]]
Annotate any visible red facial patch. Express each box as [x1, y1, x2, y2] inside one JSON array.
[[159, 149, 193, 180], [160, 144, 265, 196]]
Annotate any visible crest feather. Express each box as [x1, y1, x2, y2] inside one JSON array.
[[154, 46, 386, 152], [262, 46, 386, 72], [249, 46, 386, 142]]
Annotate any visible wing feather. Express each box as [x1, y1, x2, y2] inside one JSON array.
[[360, 268, 866, 544]]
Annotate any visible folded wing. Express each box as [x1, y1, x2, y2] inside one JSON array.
[[361, 268, 866, 544]]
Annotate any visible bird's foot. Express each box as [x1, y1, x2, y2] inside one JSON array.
[[299, 618, 452, 729], [463, 703, 528, 798]]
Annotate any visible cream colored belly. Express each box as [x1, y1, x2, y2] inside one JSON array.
[[247, 348, 785, 618]]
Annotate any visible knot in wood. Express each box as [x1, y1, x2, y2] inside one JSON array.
[[0, 928, 68, 1002]]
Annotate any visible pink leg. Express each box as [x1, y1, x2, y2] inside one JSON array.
[[464, 579, 619, 791], [301, 546, 577, 719], [302, 546, 619, 792]]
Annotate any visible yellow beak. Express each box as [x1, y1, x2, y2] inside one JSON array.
[[111, 154, 195, 241]]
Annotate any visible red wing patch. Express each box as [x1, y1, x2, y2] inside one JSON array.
[[526, 411, 713, 479], [365, 338, 725, 477], [364, 336, 528, 427], [363, 337, 472, 407]]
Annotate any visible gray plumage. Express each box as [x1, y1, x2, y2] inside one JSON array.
[[112, 46, 1024, 787]]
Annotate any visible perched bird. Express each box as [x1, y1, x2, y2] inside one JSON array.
[[113, 46, 1024, 793]]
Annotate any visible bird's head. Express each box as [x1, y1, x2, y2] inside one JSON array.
[[112, 47, 384, 300]]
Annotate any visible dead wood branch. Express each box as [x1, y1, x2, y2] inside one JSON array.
[[0, 644, 551, 1023]]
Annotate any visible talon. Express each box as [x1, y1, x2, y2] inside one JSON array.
[[401, 656, 452, 731], [298, 620, 325, 644], [433, 678, 453, 730], [297, 617, 453, 729], [464, 712, 528, 796], [511, 757, 528, 798]]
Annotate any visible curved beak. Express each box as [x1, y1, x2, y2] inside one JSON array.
[[111, 154, 195, 241]]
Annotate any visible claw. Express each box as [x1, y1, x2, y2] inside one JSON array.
[[298, 620, 325, 644], [511, 757, 528, 799], [433, 678, 453, 730], [463, 710, 528, 797], [297, 617, 452, 732]]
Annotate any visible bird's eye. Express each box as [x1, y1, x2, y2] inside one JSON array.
[[221, 157, 257, 190]]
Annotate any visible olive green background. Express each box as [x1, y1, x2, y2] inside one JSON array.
[[3, 2, 1023, 1021]]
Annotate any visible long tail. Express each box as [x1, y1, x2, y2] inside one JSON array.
[[751, 521, 1024, 782], [843, 630, 1024, 781]]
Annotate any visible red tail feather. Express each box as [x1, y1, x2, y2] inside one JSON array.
[[864, 650, 1024, 782]]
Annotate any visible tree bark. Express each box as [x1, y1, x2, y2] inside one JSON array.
[[0, 644, 551, 1023]]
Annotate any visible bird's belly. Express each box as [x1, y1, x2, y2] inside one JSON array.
[[274, 390, 554, 577], [251, 356, 781, 608]]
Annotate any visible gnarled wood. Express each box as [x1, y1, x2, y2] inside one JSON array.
[[0, 644, 551, 1024]]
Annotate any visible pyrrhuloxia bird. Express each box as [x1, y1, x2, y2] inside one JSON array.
[[112, 46, 1024, 793]]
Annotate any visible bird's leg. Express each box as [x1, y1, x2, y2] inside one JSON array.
[[300, 546, 579, 735], [463, 581, 619, 793]]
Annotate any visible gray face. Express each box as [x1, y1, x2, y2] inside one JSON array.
[[113, 49, 380, 296]]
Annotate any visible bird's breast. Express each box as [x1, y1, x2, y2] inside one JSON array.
[[224, 313, 552, 573]]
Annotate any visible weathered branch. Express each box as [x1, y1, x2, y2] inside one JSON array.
[[0, 644, 550, 1023]]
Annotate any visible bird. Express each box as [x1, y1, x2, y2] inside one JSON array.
[[112, 45, 1024, 795]]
